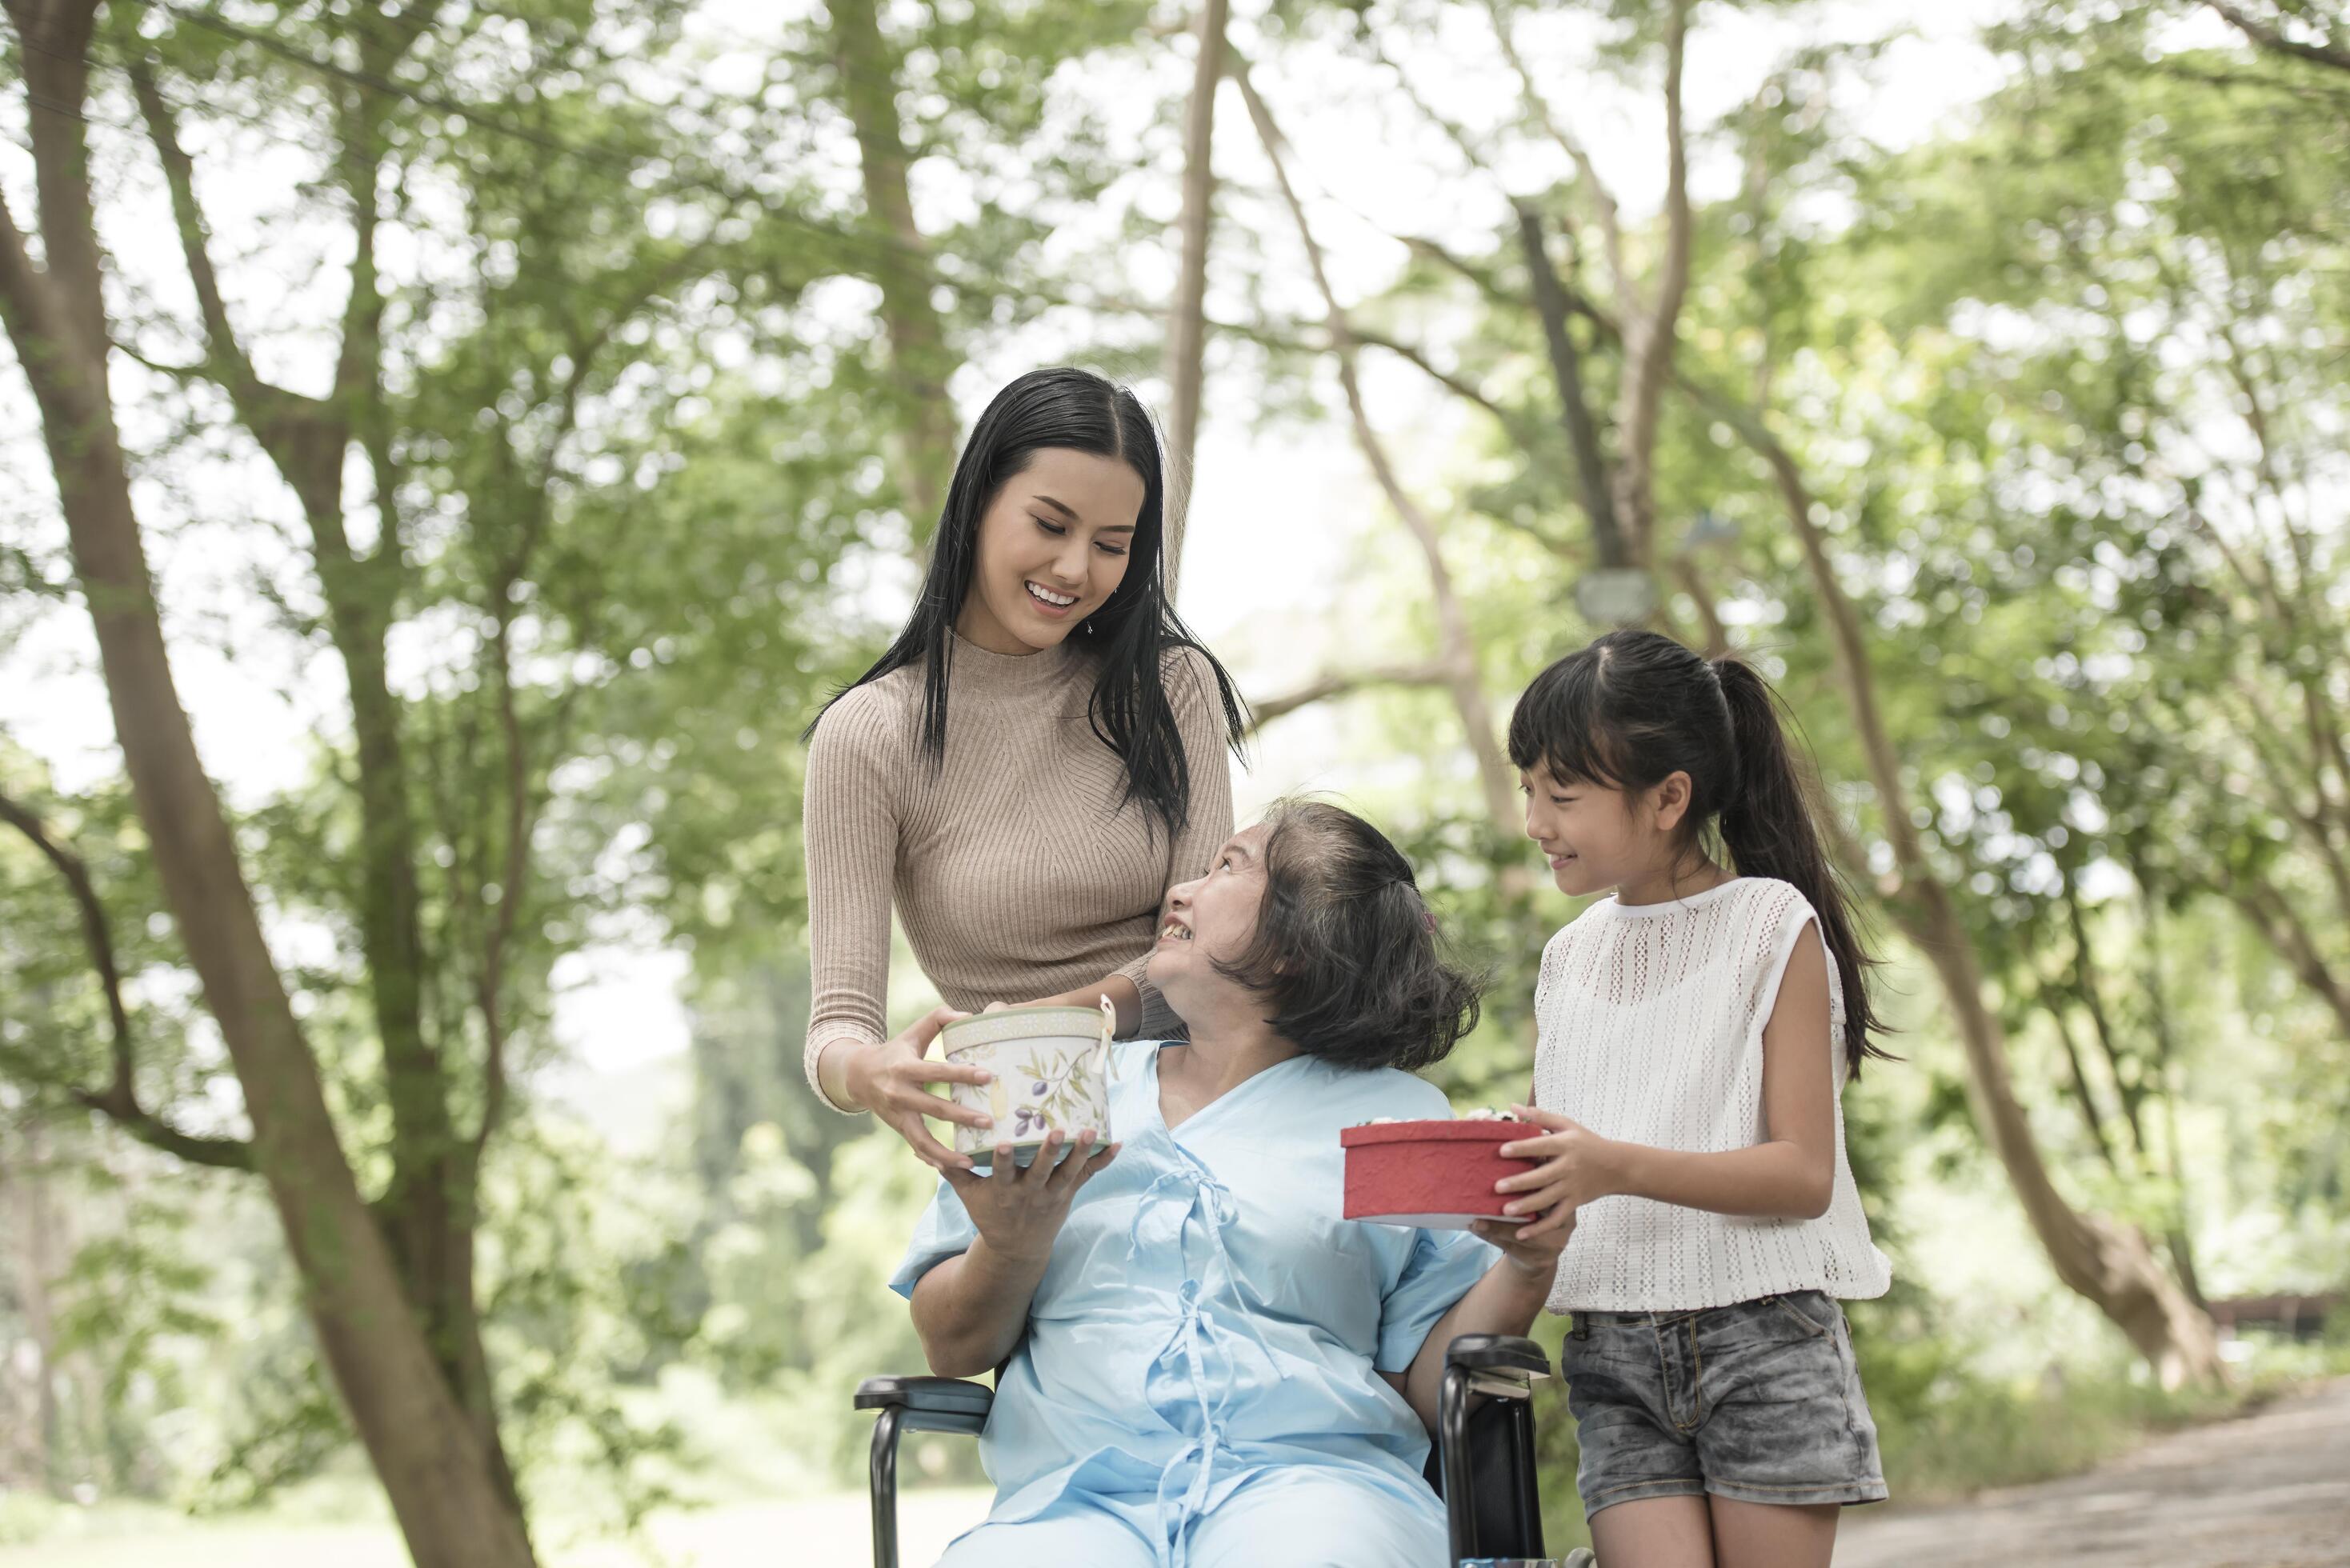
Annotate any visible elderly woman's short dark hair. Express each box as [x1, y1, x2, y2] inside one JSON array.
[[1214, 800, 1483, 1072]]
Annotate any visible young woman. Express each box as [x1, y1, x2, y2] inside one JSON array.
[[1497, 629, 1895, 1568], [892, 802, 1571, 1568], [803, 367, 1247, 1169]]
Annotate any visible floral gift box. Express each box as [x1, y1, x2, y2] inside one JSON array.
[[939, 998, 1115, 1169]]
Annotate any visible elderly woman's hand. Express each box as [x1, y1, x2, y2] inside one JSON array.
[[943, 1130, 1119, 1266], [1472, 1205, 1575, 1282], [842, 1004, 995, 1172]]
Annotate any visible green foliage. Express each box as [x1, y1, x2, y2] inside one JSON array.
[[6, 0, 2350, 1548]]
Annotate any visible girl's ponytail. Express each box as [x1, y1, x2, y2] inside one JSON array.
[[1712, 658, 1886, 1076]]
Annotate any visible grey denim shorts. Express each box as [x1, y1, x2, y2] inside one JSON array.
[[1560, 1290, 1889, 1516]]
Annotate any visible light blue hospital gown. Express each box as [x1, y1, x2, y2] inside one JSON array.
[[890, 1041, 1496, 1568]]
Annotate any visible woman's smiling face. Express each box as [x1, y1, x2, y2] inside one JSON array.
[[955, 446, 1144, 656], [1146, 825, 1271, 1007]]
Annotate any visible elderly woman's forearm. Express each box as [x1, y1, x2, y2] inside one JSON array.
[[909, 1239, 1051, 1378], [1390, 1260, 1551, 1434]]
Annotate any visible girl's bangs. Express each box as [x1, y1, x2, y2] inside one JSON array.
[[1507, 658, 1629, 790]]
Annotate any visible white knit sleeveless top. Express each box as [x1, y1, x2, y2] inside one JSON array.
[[1532, 877, 1892, 1313]]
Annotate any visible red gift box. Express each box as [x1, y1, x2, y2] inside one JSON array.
[[1340, 1119, 1539, 1230]]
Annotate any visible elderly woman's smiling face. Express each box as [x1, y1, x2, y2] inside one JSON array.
[[1145, 825, 1271, 1010]]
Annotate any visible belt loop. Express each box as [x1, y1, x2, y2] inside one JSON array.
[[1571, 1313, 1590, 1342]]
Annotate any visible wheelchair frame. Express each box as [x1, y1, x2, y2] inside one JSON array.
[[855, 1332, 1555, 1568]]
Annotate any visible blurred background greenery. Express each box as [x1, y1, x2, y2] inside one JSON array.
[[1, 1, 2347, 1564]]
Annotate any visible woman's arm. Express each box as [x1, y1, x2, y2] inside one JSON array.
[[908, 1132, 1119, 1376], [1007, 974, 1144, 1037], [803, 695, 993, 1166], [910, 1238, 1055, 1378], [803, 692, 899, 1110], [1380, 1217, 1568, 1435], [1495, 925, 1840, 1236]]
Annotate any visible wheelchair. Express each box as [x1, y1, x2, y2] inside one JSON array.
[[855, 1332, 1595, 1568]]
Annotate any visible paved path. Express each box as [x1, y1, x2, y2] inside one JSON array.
[[1837, 1379, 2350, 1567]]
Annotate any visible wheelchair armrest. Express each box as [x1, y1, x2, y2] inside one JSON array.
[[855, 1375, 995, 1434], [860, 1377, 993, 1568], [1443, 1333, 1551, 1382]]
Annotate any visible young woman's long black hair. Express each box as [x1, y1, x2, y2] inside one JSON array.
[[809, 367, 1247, 838], [1507, 629, 1890, 1077]]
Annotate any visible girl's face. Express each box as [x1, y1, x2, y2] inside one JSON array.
[[955, 446, 1144, 656], [1520, 762, 1691, 897], [1146, 824, 1271, 1011]]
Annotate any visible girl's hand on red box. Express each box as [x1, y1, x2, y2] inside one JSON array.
[[943, 1130, 1119, 1267], [1493, 1104, 1620, 1240]]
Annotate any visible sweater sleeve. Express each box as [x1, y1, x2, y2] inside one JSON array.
[[1116, 645, 1236, 1039], [801, 688, 902, 1113]]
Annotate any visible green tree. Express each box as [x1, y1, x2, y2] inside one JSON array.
[[0, 1, 851, 1558], [1228, 0, 2268, 1382]]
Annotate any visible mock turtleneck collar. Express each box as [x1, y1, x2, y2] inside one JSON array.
[[944, 627, 1081, 697]]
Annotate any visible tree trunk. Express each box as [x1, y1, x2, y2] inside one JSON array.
[[1607, 0, 1691, 572], [0, 11, 538, 1559], [828, 0, 958, 538], [2217, 841, 2350, 1034], [1739, 404, 2223, 1386], [1163, 0, 1229, 589], [138, 43, 523, 1514], [1514, 204, 1623, 568]]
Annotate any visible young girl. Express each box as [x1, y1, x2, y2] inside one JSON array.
[[1491, 630, 1893, 1568]]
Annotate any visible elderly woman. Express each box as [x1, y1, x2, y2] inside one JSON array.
[[890, 802, 1571, 1568]]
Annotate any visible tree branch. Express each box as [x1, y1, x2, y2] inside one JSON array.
[[1163, 0, 1229, 590], [1515, 202, 1623, 564], [12, 0, 109, 361], [1348, 326, 1523, 433], [1235, 53, 1519, 835], [0, 182, 66, 354], [1363, 22, 1497, 176], [470, 612, 530, 1166], [1399, 231, 1526, 310], [1669, 554, 1727, 655], [1611, 0, 1693, 569], [128, 59, 265, 404], [2044, 990, 2126, 1179], [2225, 872, 2350, 1036], [0, 790, 254, 1170], [2205, 1, 2350, 73], [1483, 0, 1629, 305], [2064, 871, 2151, 1165], [1247, 659, 1454, 731]]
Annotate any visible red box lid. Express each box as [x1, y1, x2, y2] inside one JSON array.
[[1339, 1118, 1523, 1148]]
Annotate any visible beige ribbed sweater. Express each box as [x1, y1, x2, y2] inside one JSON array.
[[801, 633, 1235, 1111]]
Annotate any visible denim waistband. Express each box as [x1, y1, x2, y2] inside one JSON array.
[[1570, 1290, 1823, 1331]]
